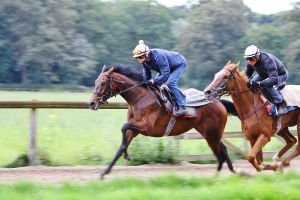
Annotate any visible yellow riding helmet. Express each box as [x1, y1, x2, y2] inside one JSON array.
[[132, 40, 150, 58]]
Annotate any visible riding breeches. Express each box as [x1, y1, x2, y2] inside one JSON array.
[[166, 64, 186, 106], [251, 72, 288, 104]]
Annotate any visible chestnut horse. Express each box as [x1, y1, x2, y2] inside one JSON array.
[[204, 61, 300, 172], [89, 65, 237, 179]]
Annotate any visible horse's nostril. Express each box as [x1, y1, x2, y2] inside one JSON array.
[[89, 102, 95, 107], [205, 90, 211, 95]]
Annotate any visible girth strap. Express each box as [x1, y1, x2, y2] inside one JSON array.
[[164, 116, 176, 136]]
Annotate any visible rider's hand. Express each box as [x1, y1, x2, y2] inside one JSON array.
[[249, 81, 261, 89], [143, 79, 155, 85]]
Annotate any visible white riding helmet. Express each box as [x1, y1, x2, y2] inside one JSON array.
[[132, 40, 150, 58], [244, 45, 260, 58]]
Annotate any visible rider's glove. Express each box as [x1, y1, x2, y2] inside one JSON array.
[[249, 81, 261, 89], [143, 79, 155, 85]]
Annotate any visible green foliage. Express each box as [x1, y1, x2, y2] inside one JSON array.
[[280, 8, 300, 84], [4, 154, 29, 168], [1, 173, 300, 199], [129, 137, 181, 165], [0, 0, 300, 88], [176, 0, 249, 89], [239, 25, 288, 60]]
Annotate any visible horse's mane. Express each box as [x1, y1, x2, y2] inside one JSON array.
[[226, 63, 249, 83], [237, 68, 249, 83], [104, 64, 144, 82]]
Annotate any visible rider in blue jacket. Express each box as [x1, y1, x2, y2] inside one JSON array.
[[244, 45, 288, 116], [133, 40, 187, 116]]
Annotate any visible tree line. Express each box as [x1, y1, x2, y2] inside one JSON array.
[[0, 0, 299, 89]]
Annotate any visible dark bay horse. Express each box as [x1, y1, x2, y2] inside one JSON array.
[[204, 61, 300, 171], [89, 65, 237, 179]]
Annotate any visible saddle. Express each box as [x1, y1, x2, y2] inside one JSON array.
[[262, 84, 300, 134], [280, 85, 300, 108], [155, 85, 209, 118]]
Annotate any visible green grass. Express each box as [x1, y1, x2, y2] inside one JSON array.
[[0, 90, 296, 166], [0, 173, 300, 199]]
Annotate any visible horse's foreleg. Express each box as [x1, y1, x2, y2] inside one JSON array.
[[101, 124, 138, 179], [248, 134, 270, 171], [123, 130, 138, 161], [256, 150, 263, 165]]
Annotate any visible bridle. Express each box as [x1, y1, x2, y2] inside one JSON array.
[[212, 67, 268, 122], [214, 67, 251, 97], [93, 73, 144, 104]]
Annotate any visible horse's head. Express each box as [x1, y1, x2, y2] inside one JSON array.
[[89, 65, 116, 110], [204, 60, 241, 101]]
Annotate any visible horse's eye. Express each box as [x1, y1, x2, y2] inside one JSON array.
[[101, 82, 105, 86], [224, 75, 228, 79]]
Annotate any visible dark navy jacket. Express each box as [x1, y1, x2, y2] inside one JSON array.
[[142, 49, 186, 85], [244, 52, 287, 87]]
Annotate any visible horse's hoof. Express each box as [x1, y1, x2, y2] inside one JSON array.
[[272, 153, 280, 164], [125, 156, 132, 162], [100, 174, 105, 180], [234, 168, 252, 177]]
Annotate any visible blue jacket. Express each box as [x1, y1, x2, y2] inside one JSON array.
[[142, 49, 187, 85], [244, 52, 287, 87]]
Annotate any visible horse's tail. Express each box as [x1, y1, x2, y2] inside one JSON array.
[[220, 99, 238, 117]]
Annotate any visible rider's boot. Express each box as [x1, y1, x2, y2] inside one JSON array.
[[274, 102, 288, 116], [174, 105, 186, 116]]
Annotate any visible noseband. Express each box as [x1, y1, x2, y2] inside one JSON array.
[[213, 67, 268, 122], [93, 73, 143, 104], [214, 67, 250, 98]]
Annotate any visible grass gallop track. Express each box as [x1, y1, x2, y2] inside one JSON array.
[[0, 160, 300, 199]]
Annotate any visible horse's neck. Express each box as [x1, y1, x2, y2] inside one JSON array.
[[115, 74, 152, 105], [231, 82, 263, 117]]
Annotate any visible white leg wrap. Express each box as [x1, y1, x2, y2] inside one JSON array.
[[272, 152, 280, 163]]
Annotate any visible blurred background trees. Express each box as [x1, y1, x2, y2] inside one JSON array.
[[0, 0, 299, 89]]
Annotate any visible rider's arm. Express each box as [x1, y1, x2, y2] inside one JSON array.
[[244, 65, 254, 78], [261, 58, 278, 87], [142, 64, 152, 81], [153, 54, 170, 85]]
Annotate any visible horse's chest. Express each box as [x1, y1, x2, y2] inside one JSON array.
[[242, 121, 271, 139]]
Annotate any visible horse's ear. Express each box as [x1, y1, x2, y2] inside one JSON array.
[[107, 66, 114, 75], [226, 60, 232, 65], [236, 61, 240, 67], [101, 65, 106, 73]]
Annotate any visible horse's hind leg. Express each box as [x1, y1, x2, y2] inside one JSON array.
[[273, 128, 297, 163], [198, 130, 234, 173], [101, 124, 138, 179], [279, 121, 300, 170], [220, 141, 235, 172]]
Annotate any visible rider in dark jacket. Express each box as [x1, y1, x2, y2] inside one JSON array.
[[133, 40, 187, 116], [244, 45, 288, 116]]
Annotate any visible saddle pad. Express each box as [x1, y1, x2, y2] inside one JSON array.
[[180, 107, 197, 118], [183, 88, 210, 107], [268, 105, 298, 116], [280, 85, 300, 107], [165, 101, 197, 118]]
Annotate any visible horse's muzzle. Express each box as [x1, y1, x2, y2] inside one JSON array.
[[204, 89, 219, 101], [89, 101, 100, 110]]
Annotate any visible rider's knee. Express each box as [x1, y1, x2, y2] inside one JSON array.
[[166, 81, 176, 88]]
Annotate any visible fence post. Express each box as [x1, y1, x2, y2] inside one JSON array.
[[29, 107, 37, 165]]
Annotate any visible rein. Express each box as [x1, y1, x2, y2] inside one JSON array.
[[95, 74, 162, 107], [219, 67, 268, 122]]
